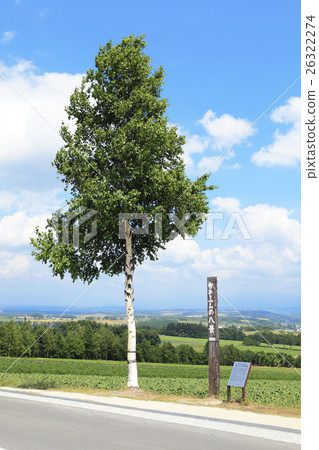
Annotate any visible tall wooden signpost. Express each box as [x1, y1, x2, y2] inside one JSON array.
[[207, 276, 220, 396]]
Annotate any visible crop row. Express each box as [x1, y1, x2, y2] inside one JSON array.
[[0, 358, 301, 381], [0, 372, 300, 408]]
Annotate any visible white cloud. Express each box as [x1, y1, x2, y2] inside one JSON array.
[[0, 191, 18, 210], [270, 97, 300, 124], [0, 188, 65, 249], [211, 197, 241, 213], [0, 62, 84, 280], [199, 110, 256, 150], [0, 211, 49, 247], [165, 237, 202, 264], [0, 189, 64, 215], [1, 31, 15, 44], [251, 97, 300, 167], [197, 155, 225, 173], [153, 197, 300, 292], [0, 189, 65, 214], [180, 109, 255, 174], [183, 134, 210, 169], [239, 203, 300, 249], [227, 163, 241, 170], [0, 251, 31, 278], [211, 196, 300, 249], [184, 135, 210, 154], [0, 60, 83, 166]]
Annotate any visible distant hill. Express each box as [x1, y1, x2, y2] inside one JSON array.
[[0, 305, 300, 327], [235, 309, 300, 324]]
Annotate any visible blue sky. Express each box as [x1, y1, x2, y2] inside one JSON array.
[[0, 0, 300, 312]]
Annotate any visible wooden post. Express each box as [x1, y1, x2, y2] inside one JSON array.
[[207, 277, 220, 396], [227, 385, 231, 402], [242, 362, 251, 402]]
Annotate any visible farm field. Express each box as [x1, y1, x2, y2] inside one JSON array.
[[159, 335, 207, 351], [0, 357, 300, 411], [159, 335, 301, 356]]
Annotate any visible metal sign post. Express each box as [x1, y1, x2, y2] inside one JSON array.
[[207, 276, 220, 396]]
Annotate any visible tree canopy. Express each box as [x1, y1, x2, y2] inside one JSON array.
[[31, 35, 215, 282]]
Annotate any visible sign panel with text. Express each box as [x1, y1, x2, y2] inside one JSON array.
[[227, 361, 251, 402], [227, 361, 251, 387]]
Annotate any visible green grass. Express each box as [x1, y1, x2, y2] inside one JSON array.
[[222, 340, 301, 356], [159, 335, 301, 356], [159, 335, 207, 351], [0, 357, 300, 409]]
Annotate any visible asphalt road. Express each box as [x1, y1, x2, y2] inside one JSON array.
[[0, 394, 300, 450]]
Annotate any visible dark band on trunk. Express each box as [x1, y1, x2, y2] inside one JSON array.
[[127, 359, 137, 364], [127, 350, 136, 353]]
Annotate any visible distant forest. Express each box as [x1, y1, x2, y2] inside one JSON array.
[[160, 322, 246, 340], [0, 320, 300, 368], [160, 322, 301, 346]]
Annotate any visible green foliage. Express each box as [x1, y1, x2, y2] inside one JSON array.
[[30, 35, 215, 282], [242, 336, 258, 346], [160, 322, 208, 338], [0, 358, 300, 408], [0, 321, 127, 361], [159, 323, 245, 340], [160, 342, 178, 363], [0, 320, 23, 357], [136, 326, 161, 346], [219, 326, 245, 341], [247, 330, 301, 347], [0, 321, 300, 368], [218, 344, 301, 369]]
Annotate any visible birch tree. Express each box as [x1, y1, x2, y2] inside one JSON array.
[[31, 35, 215, 388]]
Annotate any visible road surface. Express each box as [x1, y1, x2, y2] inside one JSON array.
[[0, 389, 300, 450]]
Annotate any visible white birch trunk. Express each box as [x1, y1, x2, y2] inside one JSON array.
[[124, 219, 139, 388]]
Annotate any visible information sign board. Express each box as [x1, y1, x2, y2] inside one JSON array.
[[227, 362, 251, 388], [227, 361, 251, 402]]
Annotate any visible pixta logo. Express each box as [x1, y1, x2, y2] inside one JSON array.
[[53, 207, 97, 248], [119, 212, 251, 241]]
